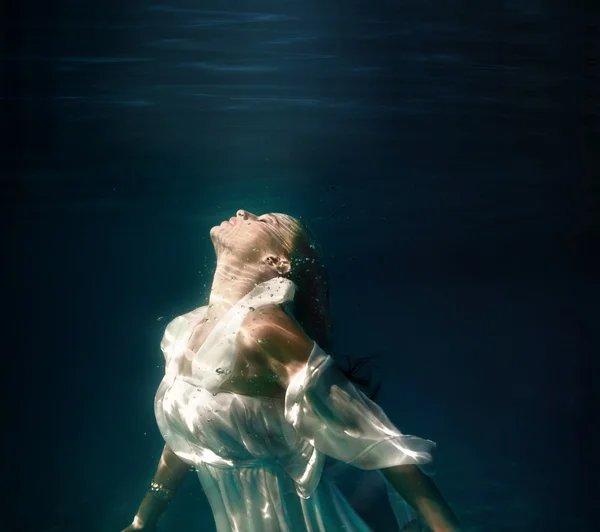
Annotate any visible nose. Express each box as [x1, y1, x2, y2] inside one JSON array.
[[236, 210, 253, 220]]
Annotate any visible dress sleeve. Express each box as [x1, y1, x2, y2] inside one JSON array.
[[284, 342, 436, 470], [160, 307, 208, 364], [160, 316, 188, 362]]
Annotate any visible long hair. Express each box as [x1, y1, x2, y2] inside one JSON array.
[[276, 215, 382, 401]]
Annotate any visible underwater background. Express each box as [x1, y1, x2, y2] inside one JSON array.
[[4, 1, 596, 531]]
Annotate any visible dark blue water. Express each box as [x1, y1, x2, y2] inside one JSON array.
[[4, 1, 595, 531]]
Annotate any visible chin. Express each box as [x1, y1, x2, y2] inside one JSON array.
[[209, 226, 220, 241]]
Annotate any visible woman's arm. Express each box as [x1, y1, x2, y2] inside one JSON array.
[[237, 306, 461, 530], [128, 444, 191, 530], [381, 464, 463, 532]]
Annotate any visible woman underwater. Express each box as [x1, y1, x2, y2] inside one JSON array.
[[122, 210, 463, 532]]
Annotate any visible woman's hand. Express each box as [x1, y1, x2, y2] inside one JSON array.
[[120, 521, 157, 532]]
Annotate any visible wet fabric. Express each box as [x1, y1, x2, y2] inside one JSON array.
[[154, 278, 435, 531]]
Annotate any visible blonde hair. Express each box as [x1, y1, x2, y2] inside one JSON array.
[[268, 213, 333, 352], [274, 214, 380, 399]]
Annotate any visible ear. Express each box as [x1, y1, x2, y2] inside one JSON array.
[[264, 255, 291, 276]]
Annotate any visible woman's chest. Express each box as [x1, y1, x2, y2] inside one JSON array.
[[175, 315, 284, 399]]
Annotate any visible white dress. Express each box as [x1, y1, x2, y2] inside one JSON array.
[[154, 278, 436, 532]]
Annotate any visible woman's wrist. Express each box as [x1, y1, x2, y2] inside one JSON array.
[[134, 491, 170, 528], [131, 515, 147, 530]]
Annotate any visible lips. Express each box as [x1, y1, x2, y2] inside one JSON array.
[[229, 217, 236, 225]]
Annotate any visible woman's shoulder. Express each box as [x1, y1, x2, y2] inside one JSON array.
[[164, 306, 208, 332], [237, 303, 314, 386], [238, 303, 297, 340]]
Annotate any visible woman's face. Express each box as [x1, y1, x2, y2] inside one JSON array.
[[210, 210, 297, 267]]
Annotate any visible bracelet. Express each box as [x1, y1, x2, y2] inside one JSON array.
[[149, 480, 176, 501]]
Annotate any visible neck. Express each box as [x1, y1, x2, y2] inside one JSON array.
[[206, 258, 278, 318]]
